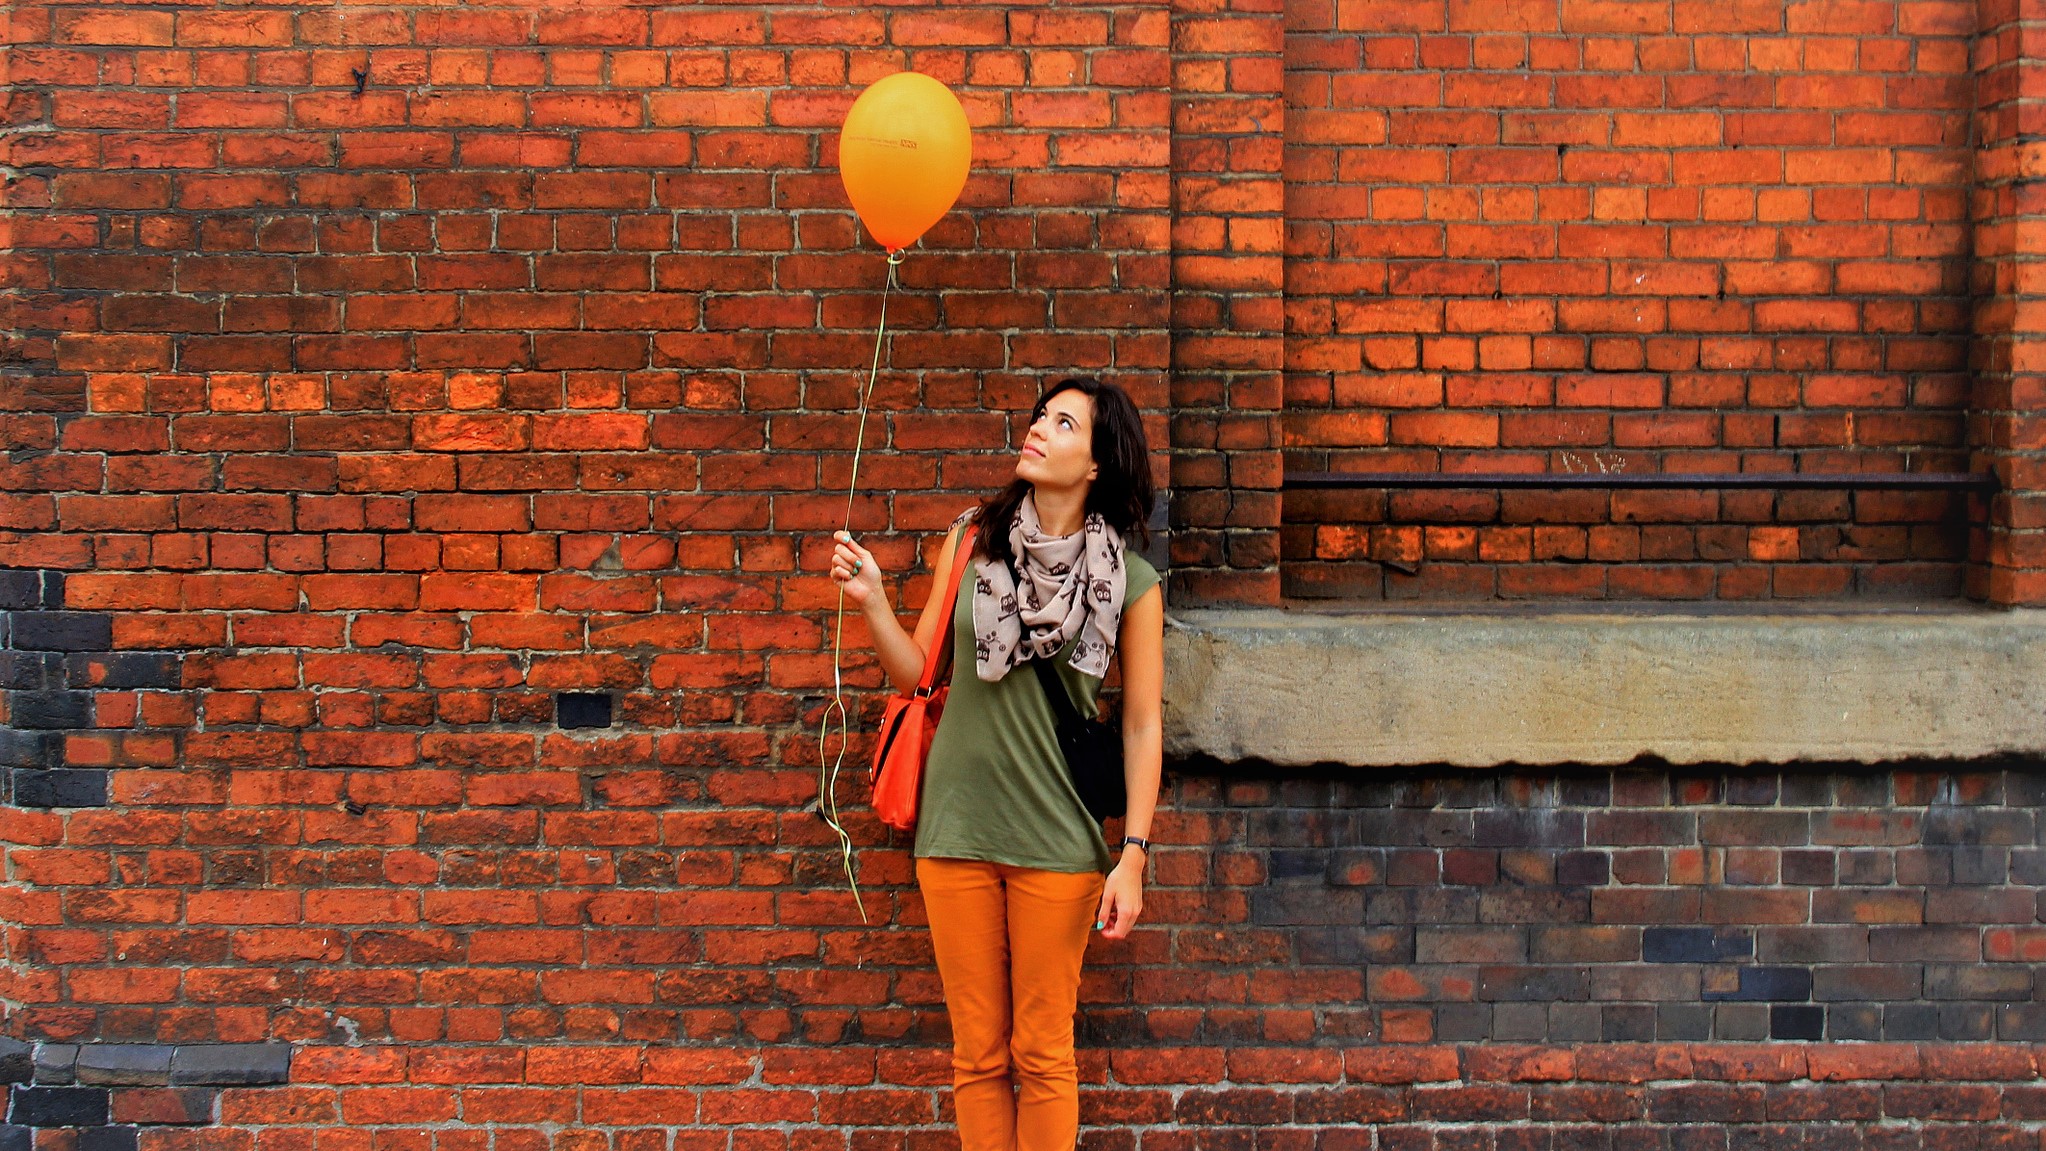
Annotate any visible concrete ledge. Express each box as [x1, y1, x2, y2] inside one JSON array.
[[1162, 606, 2046, 767]]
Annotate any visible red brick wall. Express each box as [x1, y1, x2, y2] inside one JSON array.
[[1282, 0, 1978, 599], [5, 0, 2046, 1146]]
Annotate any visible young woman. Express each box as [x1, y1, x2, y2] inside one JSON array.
[[827, 376, 1164, 1151]]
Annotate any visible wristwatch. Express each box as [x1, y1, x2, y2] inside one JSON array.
[[1120, 836, 1149, 854]]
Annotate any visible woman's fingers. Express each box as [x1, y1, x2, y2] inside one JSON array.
[[831, 534, 875, 577]]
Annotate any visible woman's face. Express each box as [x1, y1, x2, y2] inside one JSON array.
[[1016, 389, 1098, 492]]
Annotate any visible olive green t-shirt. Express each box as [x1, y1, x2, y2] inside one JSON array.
[[913, 537, 1161, 874]]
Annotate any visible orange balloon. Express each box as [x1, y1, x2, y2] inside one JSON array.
[[838, 73, 972, 253]]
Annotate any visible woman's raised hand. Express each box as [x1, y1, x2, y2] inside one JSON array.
[[829, 531, 884, 609]]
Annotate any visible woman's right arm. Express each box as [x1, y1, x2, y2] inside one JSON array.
[[830, 524, 966, 694]]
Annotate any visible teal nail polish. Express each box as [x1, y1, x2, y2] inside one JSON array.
[[1093, 921, 1104, 930]]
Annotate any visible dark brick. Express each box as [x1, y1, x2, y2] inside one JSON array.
[[1949, 845, 2010, 884], [1998, 1005, 2046, 1041], [1530, 925, 1637, 963], [1925, 887, 2035, 924], [1441, 848, 1498, 885], [11, 769, 109, 809], [1556, 850, 1608, 886], [1478, 889, 1588, 924], [1548, 1003, 1600, 1042], [5, 691, 92, 730], [2012, 848, 2046, 884], [1492, 1003, 1546, 1042], [78, 1129, 138, 1151], [1434, 1004, 1490, 1042], [1836, 849, 1893, 885], [554, 691, 611, 730], [1703, 966, 1811, 1002], [1251, 887, 1362, 926], [1276, 778, 1333, 808], [1883, 1003, 1940, 1040], [1924, 965, 2032, 1000], [1714, 1002, 1770, 1040], [1296, 926, 1410, 966], [1647, 1084, 1763, 1124], [40, 572, 64, 609], [1478, 965, 1587, 1002], [1723, 774, 1779, 805], [1417, 927, 1524, 964], [1656, 1004, 1712, 1040], [0, 570, 39, 609], [1831, 774, 1890, 806], [1826, 1003, 1882, 1040], [75, 1046, 171, 1087], [1558, 774, 1610, 807], [1587, 810, 1692, 845], [0, 1126, 26, 1151], [0, 1042, 27, 1086], [1266, 849, 1325, 881], [1600, 1004, 1655, 1042], [1870, 926, 1980, 962], [0, 732, 55, 770], [1385, 849, 1441, 885], [65, 653, 181, 690], [1325, 849, 1383, 886], [1938, 1003, 1995, 1041], [1643, 927, 1751, 963], [1894, 848, 1951, 885], [1697, 810, 1809, 846], [9, 612, 112, 652], [11, 1086, 109, 1127], [32, 1045, 76, 1085], [1251, 809, 1335, 847], [1813, 965, 1919, 1002], [1770, 1005, 1824, 1040], [168, 1045, 290, 1087], [0, 654, 45, 691], [1472, 809, 1585, 848], [1780, 849, 1836, 885], [2006, 768, 2046, 806], [1923, 807, 2033, 845], [1779, 773, 1832, 806]]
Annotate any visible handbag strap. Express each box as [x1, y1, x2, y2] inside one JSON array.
[[915, 523, 979, 694], [1029, 653, 1086, 729]]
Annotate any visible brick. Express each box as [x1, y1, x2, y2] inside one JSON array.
[[11, 769, 109, 808], [74, 1046, 172, 1087], [11, 1087, 109, 1127]]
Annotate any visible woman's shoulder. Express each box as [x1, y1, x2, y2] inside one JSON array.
[[1121, 545, 1160, 601]]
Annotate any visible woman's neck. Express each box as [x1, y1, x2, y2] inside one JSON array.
[[1031, 484, 1087, 537]]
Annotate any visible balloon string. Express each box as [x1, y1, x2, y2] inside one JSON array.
[[818, 250, 902, 925]]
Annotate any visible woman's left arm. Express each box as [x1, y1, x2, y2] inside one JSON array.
[[1097, 582, 1163, 941]]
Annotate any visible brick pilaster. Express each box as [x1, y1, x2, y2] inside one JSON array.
[[1972, 0, 2046, 605], [1166, 0, 1284, 606]]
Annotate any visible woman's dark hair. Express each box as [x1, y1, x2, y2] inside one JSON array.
[[969, 377, 1154, 564]]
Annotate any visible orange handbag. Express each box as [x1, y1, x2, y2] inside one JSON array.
[[870, 524, 977, 833]]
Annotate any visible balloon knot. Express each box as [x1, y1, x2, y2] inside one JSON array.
[[886, 250, 905, 265]]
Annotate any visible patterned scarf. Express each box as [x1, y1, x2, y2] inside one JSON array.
[[968, 494, 1127, 682]]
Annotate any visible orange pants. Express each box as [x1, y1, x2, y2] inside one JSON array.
[[916, 857, 1104, 1151]]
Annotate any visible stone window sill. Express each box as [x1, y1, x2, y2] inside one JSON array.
[[1162, 604, 2046, 767]]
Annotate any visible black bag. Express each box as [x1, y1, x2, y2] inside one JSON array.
[[1029, 657, 1126, 823]]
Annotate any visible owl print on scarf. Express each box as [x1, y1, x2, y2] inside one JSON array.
[[964, 494, 1128, 683]]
